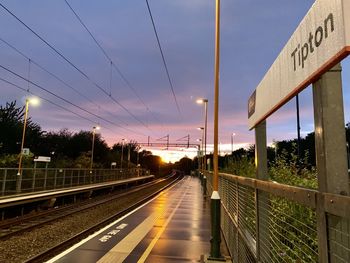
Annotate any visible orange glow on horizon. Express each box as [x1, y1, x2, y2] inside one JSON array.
[[151, 149, 197, 164]]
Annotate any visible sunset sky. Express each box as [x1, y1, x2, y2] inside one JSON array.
[[1, 1, 350, 162]]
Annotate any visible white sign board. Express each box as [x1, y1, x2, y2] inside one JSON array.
[[34, 156, 51, 162], [248, 0, 350, 129], [22, 148, 30, 156]]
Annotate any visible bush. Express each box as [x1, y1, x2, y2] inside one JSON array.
[[0, 154, 33, 168], [222, 156, 255, 178], [270, 145, 317, 189]]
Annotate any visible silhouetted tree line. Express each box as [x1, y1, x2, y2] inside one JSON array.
[[0, 101, 196, 175]]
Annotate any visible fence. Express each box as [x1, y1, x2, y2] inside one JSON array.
[[204, 171, 350, 263], [0, 168, 148, 196]]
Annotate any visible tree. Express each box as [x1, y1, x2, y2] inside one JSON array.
[[140, 154, 161, 176], [35, 129, 72, 158], [0, 101, 42, 155], [174, 157, 194, 174]]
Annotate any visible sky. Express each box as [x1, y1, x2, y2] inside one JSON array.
[[1, 1, 350, 163]]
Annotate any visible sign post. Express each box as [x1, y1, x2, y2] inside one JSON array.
[[33, 156, 51, 190]]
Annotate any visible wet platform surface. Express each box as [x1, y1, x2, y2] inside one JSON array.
[[49, 176, 221, 262]]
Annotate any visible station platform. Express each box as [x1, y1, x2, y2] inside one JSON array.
[[48, 176, 231, 262], [0, 175, 154, 209]]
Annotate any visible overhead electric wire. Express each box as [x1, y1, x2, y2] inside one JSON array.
[[0, 77, 96, 126], [0, 2, 150, 130], [64, 0, 163, 128], [0, 37, 94, 104], [0, 76, 121, 134], [0, 64, 119, 128], [0, 64, 147, 136], [0, 37, 129, 126], [145, 0, 182, 116]]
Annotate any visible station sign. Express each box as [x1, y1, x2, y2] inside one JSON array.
[[248, 0, 350, 129], [34, 156, 51, 162]]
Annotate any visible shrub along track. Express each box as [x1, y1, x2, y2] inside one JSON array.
[[0, 175, 182, 263]]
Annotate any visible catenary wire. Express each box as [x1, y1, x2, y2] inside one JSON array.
[[0, 64, 147, 136], [0, 77, 121, 135], [0, 36, 129, 126], [64, 0, 164, 128], [0, 76, 99, 127], [145, 0, 182, 116], [0, 2, 151, 131]]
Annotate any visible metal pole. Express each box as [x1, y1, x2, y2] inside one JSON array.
[[16, 99, 29, 193], [296, 94, 301, 166], [121, 140, 124, 170], [209, 0, 223, 260], [201, 129, 204, 171], [127, 144, 130, 168], [198, 145, 201, 172], [347, 143, 350, 169], [204, 101, 208, 170], [2, 169, 7, 196], [90, 127, 96, 173]]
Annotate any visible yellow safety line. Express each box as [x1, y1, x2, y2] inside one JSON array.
[[137, 182, 189, 262], [97, 178, 188, 263]]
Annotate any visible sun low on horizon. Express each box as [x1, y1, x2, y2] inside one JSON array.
[[148, 148, 198, 164]]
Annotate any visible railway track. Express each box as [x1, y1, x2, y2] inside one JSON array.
[[23, 174, 182, 262], [0, 175, 180, 241]]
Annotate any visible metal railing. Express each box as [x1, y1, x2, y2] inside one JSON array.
[[204, 171, 350, 263], [0, 168, 149, 196]]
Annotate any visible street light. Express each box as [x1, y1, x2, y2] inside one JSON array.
[[120, 139, 126, 170], [196, 138, 202, 170], [197, 98, 208, 170], [90, 126, 100, 173], [197, 127, 204, 171], [127, 143, 131, 168], [231, 132, 236, 153], [210, 0, 224, 259], [16, 97, 40, 193]]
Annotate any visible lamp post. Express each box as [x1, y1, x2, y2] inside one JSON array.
[[210, 0, 224, 260], [197, 127, 204, 171], [196, 138, 202, 170], [90, 126, 100, 173], [196, 98, 208, 170], [16, 97, 39, 193], [127, 144, 131, 169], [120, 139, 126, 170], [347, 143, 350, 169], [231, 132, 236, 153]]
